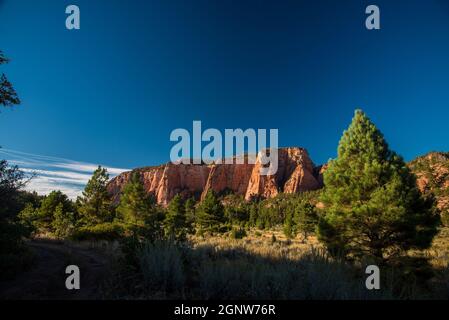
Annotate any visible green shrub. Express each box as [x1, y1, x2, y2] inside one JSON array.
[[230, 227, 247, 239], [52, 204, 76, 239], [71, 222, 124, 241]]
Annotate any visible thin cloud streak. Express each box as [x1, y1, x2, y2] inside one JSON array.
[[0, 148, 129, 199]]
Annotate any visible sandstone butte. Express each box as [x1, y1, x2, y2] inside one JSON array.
[[107, 147, 324, 206], [108, 148, 449, 210]]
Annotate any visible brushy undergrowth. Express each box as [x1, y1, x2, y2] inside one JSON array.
[[70, 222, 124, 241], [100, 232, 449, 300]]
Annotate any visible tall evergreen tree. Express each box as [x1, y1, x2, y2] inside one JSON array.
[[164, 194, 189, 241], [184, 197, 196, 233], [0, 51, 20, 107], [283, 210, 294, 239], [116, 171, 163, 240], [283, 199, 317, 241], [318, 110, 440, 262], [117, 172, 150, 226], [77, 166, 112, 225], [249, 202, 259, 227], [295, 201, 318, 242], [196, 190, 225, 233]]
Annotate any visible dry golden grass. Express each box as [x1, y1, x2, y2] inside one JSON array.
[[189, 227, 323, 261], [423, 227, 449, 269], [190, 227, 449, 268]]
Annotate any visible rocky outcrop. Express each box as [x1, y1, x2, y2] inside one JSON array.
[[108, 147, 323, 206], [408, 152, 449, 216], [201, 162, 255, 200], [154, 163, 211, 206], [108, 164, 210, 206], [244, 148, 321, 200]]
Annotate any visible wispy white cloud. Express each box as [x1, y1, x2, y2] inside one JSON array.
[[0, 148, 129, 199]]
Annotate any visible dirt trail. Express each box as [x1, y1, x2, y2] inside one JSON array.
[[0, 240, 110, 300]]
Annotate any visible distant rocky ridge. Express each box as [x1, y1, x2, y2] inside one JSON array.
[[107, 147, 323, 206]]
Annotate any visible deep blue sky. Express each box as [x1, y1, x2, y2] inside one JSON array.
[[1, 0, 449, 170]]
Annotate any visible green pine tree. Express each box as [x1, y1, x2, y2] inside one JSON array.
[[117, 172, 150, 226], [116, 171, 162, 238], [249, 202, 259, 227], [283, 210, 294, 239], [295, 201, 318, 243], [164, 194, 189, 241], [196, 190, 225, 234], [184, 197, 196, 232], [318, 110, 440, 262], [77, 166, 113, 226]]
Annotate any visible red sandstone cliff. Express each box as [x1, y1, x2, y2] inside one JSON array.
[[107, 147, 323, 206], [108, 164, 210, 206], [244, 148, 321, 200]]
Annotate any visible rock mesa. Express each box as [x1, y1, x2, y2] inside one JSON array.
[[107, 147, 323, 206]]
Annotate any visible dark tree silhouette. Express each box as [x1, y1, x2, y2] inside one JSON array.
[[0, 50, 20, 107]]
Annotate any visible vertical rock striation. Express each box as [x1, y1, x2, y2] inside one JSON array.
[[107, 147, 323, 206]]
